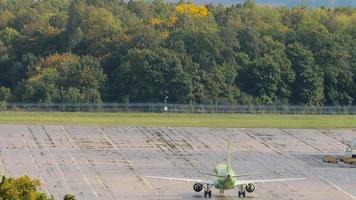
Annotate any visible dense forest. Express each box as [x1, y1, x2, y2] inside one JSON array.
[[168, 0, 356, 8], [0, 0, 355, 105]]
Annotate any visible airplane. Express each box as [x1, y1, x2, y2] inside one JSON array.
[[146, 142, 306, 198]]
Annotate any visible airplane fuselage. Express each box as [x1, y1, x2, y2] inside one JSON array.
[[213, 163, 237, 190]]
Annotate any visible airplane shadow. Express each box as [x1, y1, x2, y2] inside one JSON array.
[[187, 194, 255, 199]]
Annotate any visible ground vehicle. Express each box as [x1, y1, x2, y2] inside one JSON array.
[[345, 139, 356, 158]]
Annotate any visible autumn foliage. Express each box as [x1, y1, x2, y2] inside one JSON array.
[[176, 3, 209, 16], [0, 0, 355, 105]]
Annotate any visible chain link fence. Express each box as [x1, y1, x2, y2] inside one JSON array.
[[1, 103, 356, 114]]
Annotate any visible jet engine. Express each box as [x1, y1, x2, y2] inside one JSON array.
[[193, 183, 203, 192], [245, 183, 255, 193]]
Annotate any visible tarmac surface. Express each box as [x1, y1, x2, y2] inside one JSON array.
[[0, 125, 355, 200]]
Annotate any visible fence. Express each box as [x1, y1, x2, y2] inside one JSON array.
[[1, 103, 356, 114]]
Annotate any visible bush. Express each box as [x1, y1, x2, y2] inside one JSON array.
[[0, 175, 76, 200], [64, 194, 76, 200], [0, 87, 10, 102], [0, 101, 7, 110]]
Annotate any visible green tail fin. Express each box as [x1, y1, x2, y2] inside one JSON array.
[[227, 141, 231, 171]]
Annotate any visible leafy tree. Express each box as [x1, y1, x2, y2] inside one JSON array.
[[0, 175, 75, 200], [63, 194, 76, 200], [23, 54, 106, 103], [286, 42, 324, 105], [0, 175, 54, 200], [239, 38, 295, 104], [110, 48, 192, 103], [0, 86, 11, 102], [0, 0, 354, 105], [75, 6, 122, 56]]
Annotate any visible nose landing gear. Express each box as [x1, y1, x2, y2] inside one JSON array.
[[204, 184, 212, 198], [238, 191, 246, 198], [238, 185, 246, 198], [204, 190, 212, 198]]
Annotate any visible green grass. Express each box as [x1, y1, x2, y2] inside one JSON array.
[[0, 112, 355, 128]]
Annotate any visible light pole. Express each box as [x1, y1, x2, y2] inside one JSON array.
[[164, 96, 168, 112]]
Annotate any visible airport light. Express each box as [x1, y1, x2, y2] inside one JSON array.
[[164, 96, 168, 112]]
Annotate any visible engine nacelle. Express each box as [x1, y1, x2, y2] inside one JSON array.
[[193, 183, 203, 192], [245, 183, 255, 193]]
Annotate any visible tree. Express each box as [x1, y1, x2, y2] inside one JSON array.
[[75, 6, 122, 56], [110, 48, 192, 103], [239, 38, 295, 104], [0, 0, 355, 105], [0, 86, 11, 102], [0, 175, 75, 200], [0, 175, 54, 200], [63, 194, 76, 200], [23, 54, 106, 103], [286, 42, 324, 105]]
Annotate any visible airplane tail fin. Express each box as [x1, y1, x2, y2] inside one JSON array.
[[227, 140, 231, 171]]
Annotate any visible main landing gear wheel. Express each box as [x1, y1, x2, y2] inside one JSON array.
[[238, 191, 246, 198], [204, 190, 212, 198]]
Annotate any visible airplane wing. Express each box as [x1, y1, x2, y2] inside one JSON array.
[[145, 176, 214, 185], [235, 178, 306, 185]]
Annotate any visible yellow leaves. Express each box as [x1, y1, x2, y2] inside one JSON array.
[[0, 10, 14, 29], [149, 18, 162, 26], [351, 12, 356, 25], [176, 3, 208, 17], [28, 68, 59, 85], [335, 14, 351, 27], [160, 30, 169, 39], [40, 53, 78, 70], [86, 7, 121, 39], [43, 25, 59, 37], [168, 15, 177, 26]]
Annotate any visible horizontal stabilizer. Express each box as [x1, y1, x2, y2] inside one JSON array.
[[200, 172, 259, 178]]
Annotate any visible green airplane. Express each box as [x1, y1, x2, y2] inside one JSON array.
[[146, 142, 305, 198]]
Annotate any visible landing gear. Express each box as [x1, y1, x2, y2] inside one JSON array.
[[204, 184, 212, 198], [238, 185, 246, 198], [204, 191, 212, 198], [238, 191, 246, 198]]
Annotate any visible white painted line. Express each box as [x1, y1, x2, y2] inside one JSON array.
[[68, 152, 100, 200], [27, 125, 74, 197], [39, 126, 73, 194], [99, 128, 162, 199], [315, 173, 356, 200], [84, 158, 114, 200], [61, 126, 79, 150], [22, 137, 50, 195], [244, 129, 283, 155]]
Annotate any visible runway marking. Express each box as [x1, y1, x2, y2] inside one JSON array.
[[280, 129, 322, 152], [22, 137, 50, 195], [85, 159, 114, 200], [244, 129, 283, 155], [99, 127, 162, 199], [40, 126, 72, 193], [61, 126, 79, 150], [315, 172, 356, 200], [68, 152, 100, 200], [27, 125, 73, 196]]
